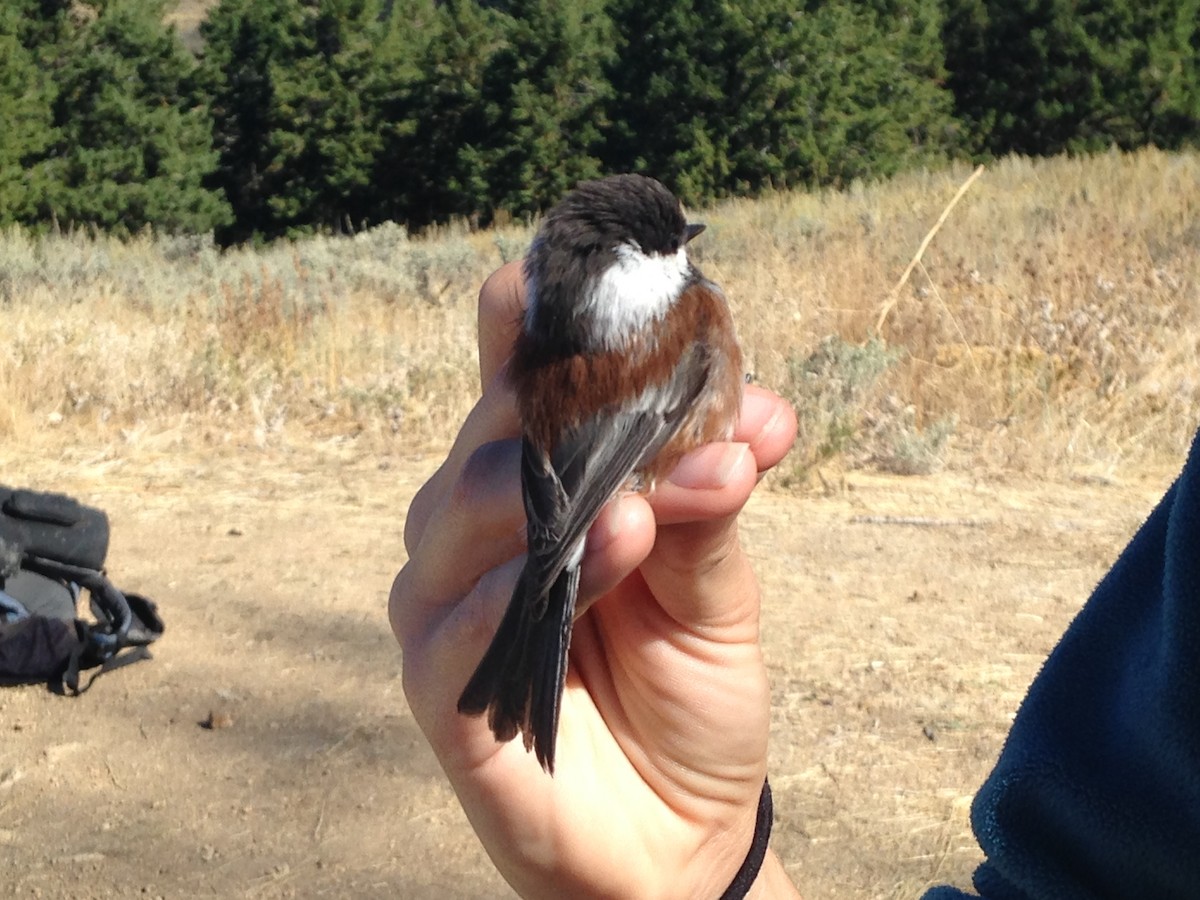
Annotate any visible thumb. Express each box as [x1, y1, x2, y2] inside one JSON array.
[[478, 262, 525, 391]]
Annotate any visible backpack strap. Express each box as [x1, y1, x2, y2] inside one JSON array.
[[17, 556, 164, 692], [20, 555, 132, 648], [63, 640, 155, 694]]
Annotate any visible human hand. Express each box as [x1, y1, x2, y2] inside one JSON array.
[[391, 262, 800, 899]]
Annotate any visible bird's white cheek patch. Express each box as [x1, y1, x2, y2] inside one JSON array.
[[584, 243, 689, 348]]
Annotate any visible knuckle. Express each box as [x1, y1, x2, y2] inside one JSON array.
[[462, 558, 519, 642], [449, 438, 518, 515], [388, 566, 415, 646], [479, 260, 524, 316], [403, 481, 434, 556]]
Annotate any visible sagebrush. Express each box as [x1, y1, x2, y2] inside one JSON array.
[[2, 148, 1197, 477]]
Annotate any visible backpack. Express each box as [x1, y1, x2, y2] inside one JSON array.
[[0, 486, 163, 693]]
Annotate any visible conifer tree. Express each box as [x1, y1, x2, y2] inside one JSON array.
[[795, 1, 956, 184], [1109, 1, 1200, 148], [601, 0, 811, 204], [942, 0, 1200, 155], [267, 0, 393, 234], [40, 0, 229, 233], [197, 0, 294, 242], [940, 0, 992, 155], [374, 0, 496, 229], [601, 0, 956, 201], [470, 0, 609, 222], [200, 0, 395, 242], [0, 6, 56, 225]]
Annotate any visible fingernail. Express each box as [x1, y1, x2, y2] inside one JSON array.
[[750, 404, 785, 450], [667, 443, 750, 490], [739, 388, 773, 423]]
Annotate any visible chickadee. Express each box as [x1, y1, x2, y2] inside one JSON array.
[[457, 174, 744, 773]]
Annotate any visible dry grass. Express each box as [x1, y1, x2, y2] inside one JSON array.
[[0, 223, 494, 456], [2, 147, 1198, 477], [698, 148, 1200, 478]]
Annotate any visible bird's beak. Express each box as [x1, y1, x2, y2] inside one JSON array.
[[685, 223, 706, 243]]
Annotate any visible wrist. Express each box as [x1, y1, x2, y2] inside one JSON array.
[[744, 851, 802, 900], [717, 780, 802, 900], [718, 779, 773, 900]]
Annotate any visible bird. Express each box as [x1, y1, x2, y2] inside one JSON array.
[[456, 173, 744, 773]]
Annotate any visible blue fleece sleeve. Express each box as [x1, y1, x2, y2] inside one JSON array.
[[924, 427, 1200, 899]]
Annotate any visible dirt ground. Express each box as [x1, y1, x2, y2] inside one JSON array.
[[0, 439, 1179, 899]]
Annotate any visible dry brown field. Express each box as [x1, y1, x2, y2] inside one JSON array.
[[1, 149, 1197, 897]]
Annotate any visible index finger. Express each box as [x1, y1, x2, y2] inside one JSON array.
[[478, 261, 526, 390], [405, 263, 526, 553]]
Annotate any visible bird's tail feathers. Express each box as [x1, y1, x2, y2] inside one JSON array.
[[456, 565, 579, 773]]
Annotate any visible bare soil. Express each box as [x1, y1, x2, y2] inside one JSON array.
[[0, 441, 1178, 898]]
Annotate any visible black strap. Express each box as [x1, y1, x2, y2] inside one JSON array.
[[718, 779, 773, 900], [17, 559, 162, 692], [61, 642, 152, 695], [62, 628, 87, 695], [21, 556, 132, 645]]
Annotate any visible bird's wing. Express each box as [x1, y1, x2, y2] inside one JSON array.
[[520, 344, 710, 608]]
